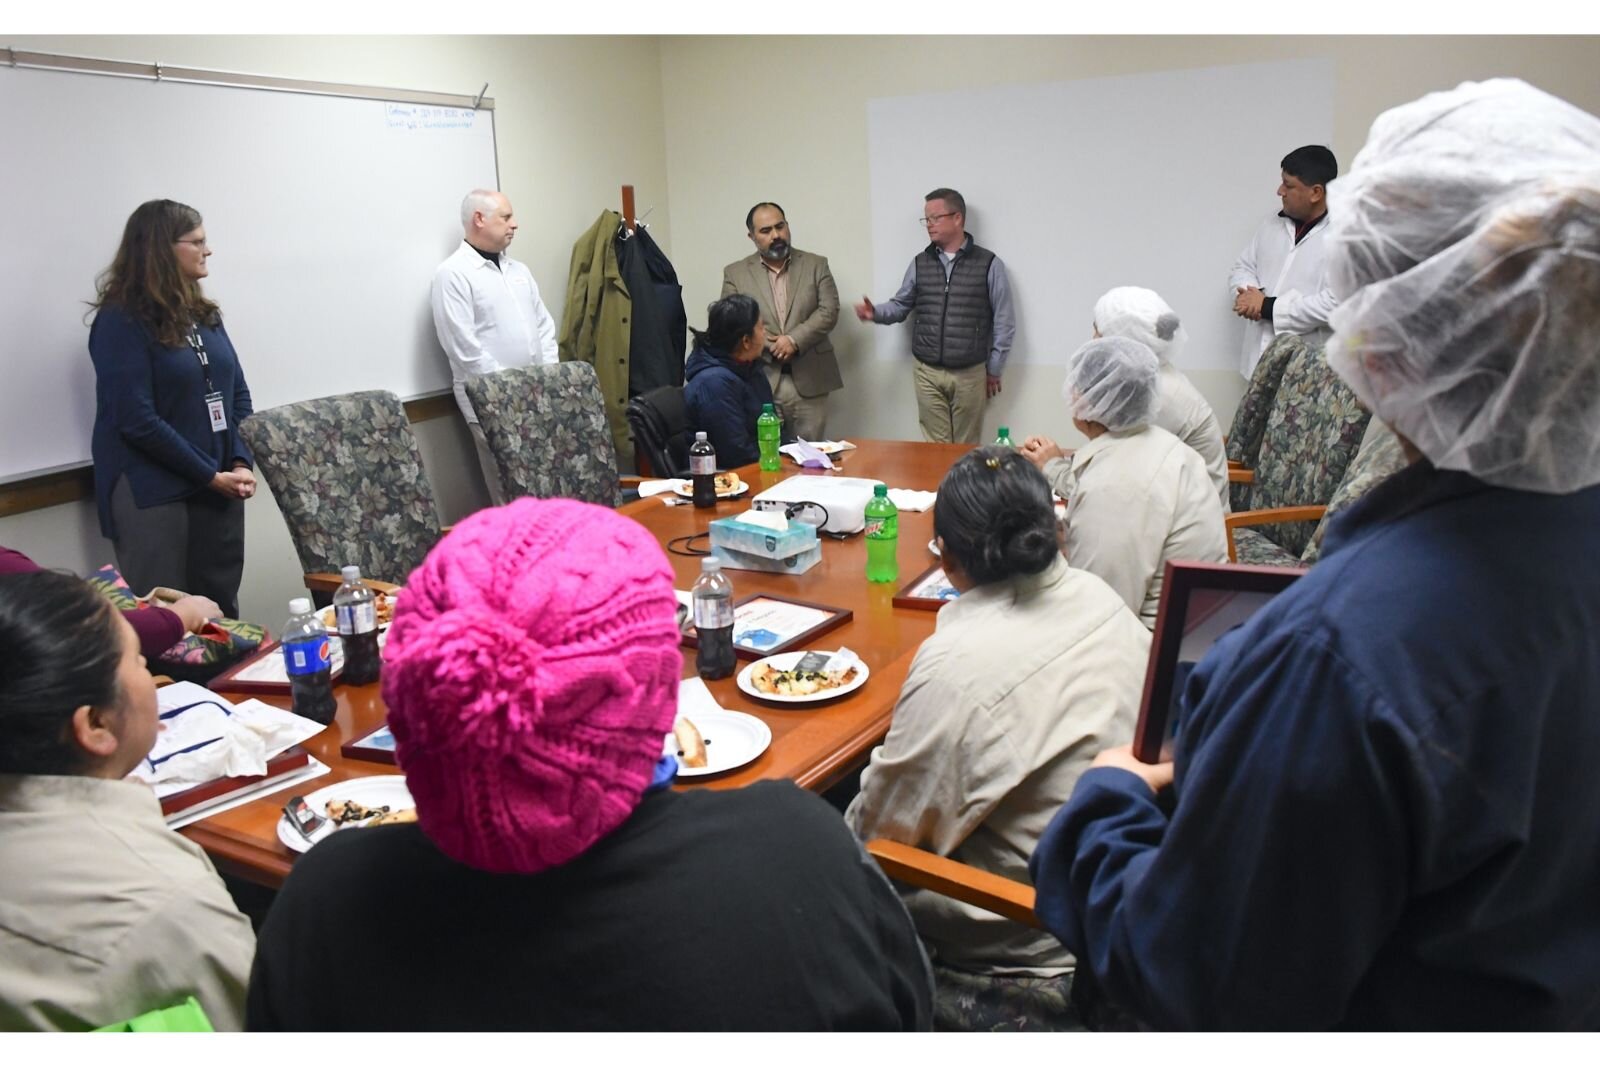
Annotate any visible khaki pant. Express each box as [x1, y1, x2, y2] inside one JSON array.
[[770, 370, 830, 442], [469, 421, 507, 506], [913, 361, 987, 444]]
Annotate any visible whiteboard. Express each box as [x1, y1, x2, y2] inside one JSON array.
[[866, 57, 1335, 374], [0, 65, 498, 482]]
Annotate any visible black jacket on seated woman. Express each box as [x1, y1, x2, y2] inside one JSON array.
[[683, 293, 790, 468]]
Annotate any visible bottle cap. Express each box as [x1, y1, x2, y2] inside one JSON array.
[[998, 426, 1010, 436], [701, 557, 723, 572], [289, 597, 312, 615], [695, 431, 707, 441], [341, 565, 362, 581], [873, 483, 888, 497], [762, 403, 775, 414]]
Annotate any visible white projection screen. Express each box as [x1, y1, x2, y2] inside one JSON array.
[[866, 58, 1335, 375]]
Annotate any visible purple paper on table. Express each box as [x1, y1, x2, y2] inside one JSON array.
[[790, 440, 835, 469]]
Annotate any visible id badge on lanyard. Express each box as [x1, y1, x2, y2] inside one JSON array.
[[189, 326, 228, 433]]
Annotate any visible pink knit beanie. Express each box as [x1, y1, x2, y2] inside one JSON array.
[[381, 497, 683, 874]]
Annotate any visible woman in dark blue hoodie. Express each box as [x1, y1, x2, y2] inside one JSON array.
[[683, 294, 781, 468]]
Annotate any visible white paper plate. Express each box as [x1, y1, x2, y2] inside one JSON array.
[[275, 774, 414, 853], [928, 538, 941, 556], [665, 709, 772, 777], [736, 651, 871, 704], [672, 475, 748, 499]]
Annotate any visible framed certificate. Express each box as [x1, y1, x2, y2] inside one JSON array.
[[207, 639, 346, 694], [892, 564, 961, 611], [340, 722, 399, 766], [1133, 560, 1306, 764], [681, 594, 852, 660]]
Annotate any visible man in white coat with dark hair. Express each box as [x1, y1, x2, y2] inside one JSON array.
[[430, 188, 558, 504], [1228, 145, 1340, 378]]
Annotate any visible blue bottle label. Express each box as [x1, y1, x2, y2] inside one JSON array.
[[283, 635, 332, 676]]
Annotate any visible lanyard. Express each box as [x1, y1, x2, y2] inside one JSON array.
[[187, 325, 215, 393]]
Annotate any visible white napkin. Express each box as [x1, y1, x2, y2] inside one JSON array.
[[677, 676, 727, 718], [126, 682, 328, 793], [638, 479, 687, 498], [887, 489, 937, 512], [820, 646, 863, 677]]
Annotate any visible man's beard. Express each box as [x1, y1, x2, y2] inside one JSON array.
[[761, 240, 789, 261]]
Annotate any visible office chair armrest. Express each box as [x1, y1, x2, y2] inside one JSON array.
[[303, 573, 403, 596], [1223, 506, 1328, 562], [865, 839, 1041, 929]]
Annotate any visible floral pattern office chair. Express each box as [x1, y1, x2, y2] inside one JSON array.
[[1223, 340, 1373, 566], [465, 361, 625, 507], [239, 390, 443, 596]]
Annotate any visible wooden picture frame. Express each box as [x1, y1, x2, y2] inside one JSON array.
[[681, 593, 852, 660], [892, 563, 961, 611], [1133, 560, 1306, 764], [207, 639, 345, 695], [340, 721, 399, 766]]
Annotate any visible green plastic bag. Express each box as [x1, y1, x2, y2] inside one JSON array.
[[93, 996, 214, 1032]]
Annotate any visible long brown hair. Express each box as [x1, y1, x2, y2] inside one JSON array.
[[90, 199, 221, 348]]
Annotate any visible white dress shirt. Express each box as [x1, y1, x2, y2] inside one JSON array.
[[0, 774, 256, 1031], [845, 555, 1149, 976], [1228, 213, 1338, 377], [430, 240, 559, 422], [1047, 425, 1229, 629], [1154, 362, 1230, 510]]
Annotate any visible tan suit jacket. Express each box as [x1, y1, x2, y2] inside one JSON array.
[[721, 248, 842, 398]]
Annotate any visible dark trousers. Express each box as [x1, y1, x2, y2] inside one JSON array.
[[110, 476, 246, 619]]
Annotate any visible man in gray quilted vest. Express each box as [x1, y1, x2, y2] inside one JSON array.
[[855, 188, 1016, 444]]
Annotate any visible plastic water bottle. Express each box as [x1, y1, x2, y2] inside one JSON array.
[[333, 565, 381, 686], [689, 431, 717, 509], [692, 557, 736, 680], [865, 483, 899, 583], [994, 426, 1015, 447], [282, 597, 337, 724], [757, 403, 782, 471]]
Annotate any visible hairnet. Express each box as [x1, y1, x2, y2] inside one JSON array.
[[1093, 286, 1189, 364], [1063, 336, 1160, 431], [1325, 78, 1600, 493]]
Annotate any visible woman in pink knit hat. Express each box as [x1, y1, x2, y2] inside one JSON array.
[[248, 497, 932, 1031]]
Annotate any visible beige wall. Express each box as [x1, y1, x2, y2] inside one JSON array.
[[658, 35, 1600, 449], [0, 34, 669, 624]]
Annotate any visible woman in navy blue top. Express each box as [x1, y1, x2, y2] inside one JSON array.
[[683, 293, 782, 468], [89, 201, 256, 618]]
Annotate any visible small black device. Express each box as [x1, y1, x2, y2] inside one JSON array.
[[283, 795, 327, 841]]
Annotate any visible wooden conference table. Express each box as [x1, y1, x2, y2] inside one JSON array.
[[188, 439, 970, 889]]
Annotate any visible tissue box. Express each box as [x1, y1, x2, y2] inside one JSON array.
[[709, 542, 822, 575], [709, 514, 819, 560]]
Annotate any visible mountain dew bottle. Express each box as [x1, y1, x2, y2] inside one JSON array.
[[994, 426, 1015, 447], [864, 483, 899, 583], [757, 403, 782, 471]]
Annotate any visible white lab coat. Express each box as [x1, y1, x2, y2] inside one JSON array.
[[1228, 213, 1338, 378], [1046, 425, 1229, 629], [430, 241, 559, 422]]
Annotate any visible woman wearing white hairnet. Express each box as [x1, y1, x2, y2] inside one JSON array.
[[1092, 288, 1230, 509], [1029, 79, 1600, 1029], [1020, 336, 1227, 628]]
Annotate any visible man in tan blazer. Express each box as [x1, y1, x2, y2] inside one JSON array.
[[720, 203, 842, 441]]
